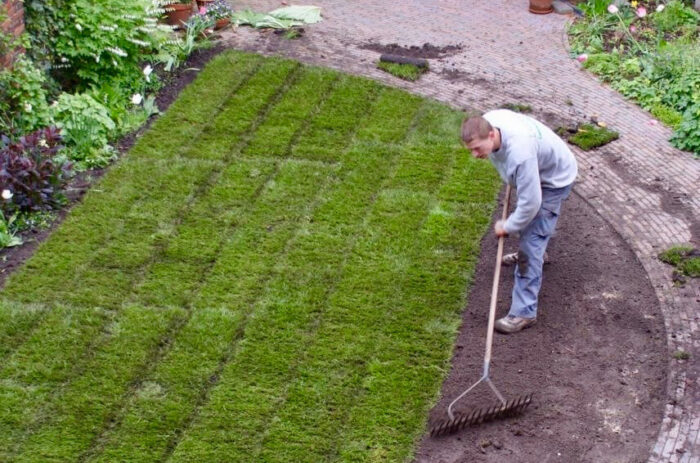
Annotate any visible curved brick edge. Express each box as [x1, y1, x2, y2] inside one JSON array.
[[218, 2, 698, 458]]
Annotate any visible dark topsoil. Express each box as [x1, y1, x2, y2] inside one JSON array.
[[359, 42, 463, 59], [0, 43, 669, 463], [416, 190, 667, 463]]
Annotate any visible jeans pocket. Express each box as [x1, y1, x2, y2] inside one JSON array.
[[532, 208, 558, 239]]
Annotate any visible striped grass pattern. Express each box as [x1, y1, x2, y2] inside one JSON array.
[[0, 51, 499, 462]]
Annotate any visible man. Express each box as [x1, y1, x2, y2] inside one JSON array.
[[461, 109, 578, 334]]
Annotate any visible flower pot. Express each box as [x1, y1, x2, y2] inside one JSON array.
[[529, 0, 553, 14], [214, 18, 230, 30], [164, 3, 193, 26]]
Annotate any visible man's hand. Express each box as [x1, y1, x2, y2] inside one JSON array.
[[494, 219, 508, 237]]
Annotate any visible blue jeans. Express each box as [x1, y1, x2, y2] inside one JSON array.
[[509, 184, 573, 319]]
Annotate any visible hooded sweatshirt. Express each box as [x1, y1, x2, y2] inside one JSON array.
[[483, 109, 578, 234]]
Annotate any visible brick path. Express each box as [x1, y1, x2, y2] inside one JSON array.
[[220, 1, 699, 460]]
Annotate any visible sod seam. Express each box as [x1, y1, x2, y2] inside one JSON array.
[[78, 62, 304, 460], [250, 102, 442, 461], [166, 88, 425, 462]]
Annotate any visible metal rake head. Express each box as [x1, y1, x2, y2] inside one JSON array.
[[430, 394, 533, 437]]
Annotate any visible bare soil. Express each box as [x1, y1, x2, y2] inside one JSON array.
[[416, 190, 667, 463], [359, 42, 463, 59]]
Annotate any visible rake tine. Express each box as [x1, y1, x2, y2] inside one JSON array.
[[429, 393, 533, 437]]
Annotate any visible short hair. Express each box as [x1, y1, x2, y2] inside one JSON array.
[[461, 116, 493, 143]]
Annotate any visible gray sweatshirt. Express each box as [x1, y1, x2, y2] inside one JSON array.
[[483, 109, 578, 234]]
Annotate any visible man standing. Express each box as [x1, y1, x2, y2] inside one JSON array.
[[461, 109, 578, 334]]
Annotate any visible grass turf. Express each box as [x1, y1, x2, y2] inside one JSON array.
[[0, 50, 500, 462]]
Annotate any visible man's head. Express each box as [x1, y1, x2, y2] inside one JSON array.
[[461, 116, 500, 159]]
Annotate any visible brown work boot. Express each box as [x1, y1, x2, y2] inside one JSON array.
[[494, 315, 537, 334]]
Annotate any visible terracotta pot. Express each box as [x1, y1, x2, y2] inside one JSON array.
[[529, 0, 553, 14], [214, 18, 230, 30], [164, 3, 193, 26]]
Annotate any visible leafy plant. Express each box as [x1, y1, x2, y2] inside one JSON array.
[[204, 0, 234, 20], [652, 0, 700, 33], [670, 103, 700, 156], [0, 210, 23, 248], [0, 55, 51, 135], [50, 92, 117, 169], [0, 126, 72, 213], [24, 0, 173, 92], [569, 0, 700, 154]]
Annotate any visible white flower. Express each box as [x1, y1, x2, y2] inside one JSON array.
[[131, 93, 143, 105], [24, 102, 32, 112], [126, 37, 150, 47], [99, 25, 117, 32], [106, 46, 128, 57], [607, 4, 619, 13], [143, 64, 153, 82], [656, 4, 665, 12], [38, 138, 49, 148], [2, 189, 13, 200], [60, 56, 69, 63], [75, 23, 83, 31]]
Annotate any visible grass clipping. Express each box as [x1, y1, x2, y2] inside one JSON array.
[[377, 61, 428, 81]]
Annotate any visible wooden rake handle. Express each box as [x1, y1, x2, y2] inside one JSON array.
[[484, 184, 511, 368]]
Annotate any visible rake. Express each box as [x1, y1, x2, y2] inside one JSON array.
[[430, 185, 532, 437]]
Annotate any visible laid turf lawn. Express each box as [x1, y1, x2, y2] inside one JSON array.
[[0, 50, 500, 462]]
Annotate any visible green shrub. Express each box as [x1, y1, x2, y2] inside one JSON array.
[[652, 0, 699, 33], [0, 55, 51, 134], [24, 0, 172, 92], [50, 92, 117, 169], [670, 103, 700, 155]]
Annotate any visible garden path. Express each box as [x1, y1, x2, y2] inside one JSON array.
[[221, 1, 699, 461]]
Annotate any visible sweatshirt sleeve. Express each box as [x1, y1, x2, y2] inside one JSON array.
[[504, 156, 542, 234]]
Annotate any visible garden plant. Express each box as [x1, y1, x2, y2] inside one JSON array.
[[1, 0, 217, 249], [0, 50, 501, 461], [568, 0, 700, 155]]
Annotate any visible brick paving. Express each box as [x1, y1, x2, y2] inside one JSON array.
[[219, 1, 699, 460]]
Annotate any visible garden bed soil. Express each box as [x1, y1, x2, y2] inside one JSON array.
[[0, 44, 670, 462], [416, 190, 667, 463]]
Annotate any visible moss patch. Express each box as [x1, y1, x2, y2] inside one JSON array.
[[564, 123, 619, 150], [659, 245, 700, 278], [377, 61, 427, 81]]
